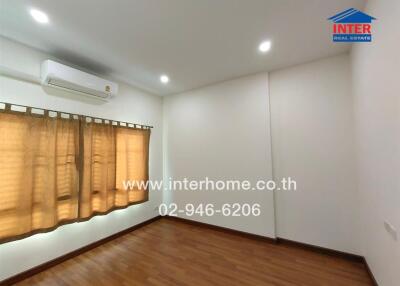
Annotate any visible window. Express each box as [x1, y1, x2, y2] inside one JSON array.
[[115, 127, 150, 206], [79, 120, 150, 218], [0, 109, 79, 241], [0, 106, 150, 242]]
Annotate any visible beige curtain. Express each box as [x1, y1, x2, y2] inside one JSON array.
[[79, 122, 150, 218], [0, 109, 79, 242], [115, 127, 150, 206], [0, 106, 150, 242], [79, 120, 116, 218]]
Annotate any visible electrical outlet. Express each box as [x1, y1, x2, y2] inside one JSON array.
[[384, 221, 398, 241]]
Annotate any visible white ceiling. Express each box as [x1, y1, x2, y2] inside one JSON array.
[[0, 0, 365, 96]]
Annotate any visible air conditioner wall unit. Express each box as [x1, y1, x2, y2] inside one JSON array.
[[41, 60, 118, 100]]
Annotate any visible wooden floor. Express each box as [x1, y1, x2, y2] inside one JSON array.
[[14, 218, 373, 286]]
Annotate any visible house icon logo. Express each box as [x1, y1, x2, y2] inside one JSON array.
[[328, 8, 376, 42]]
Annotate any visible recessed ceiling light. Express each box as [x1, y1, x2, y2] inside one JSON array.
[[30, 9, 49, 24], [258, 40, 271, 53], [160, 75, 169, 84]]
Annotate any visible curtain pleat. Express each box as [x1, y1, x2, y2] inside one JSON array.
[[79, 121, 117, 218]]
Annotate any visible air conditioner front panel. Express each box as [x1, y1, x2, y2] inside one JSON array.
[[41, 60, 118, 99], [48, 78, 110, 99]]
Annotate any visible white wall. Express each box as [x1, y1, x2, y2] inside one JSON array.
[[164, 73, 275, 237], [352, 0, 400, 285], [0, 37, 163, 281], [270, 54, 360, 254]]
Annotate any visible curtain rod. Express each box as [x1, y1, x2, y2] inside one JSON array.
[[0, 102, 153, 129]]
